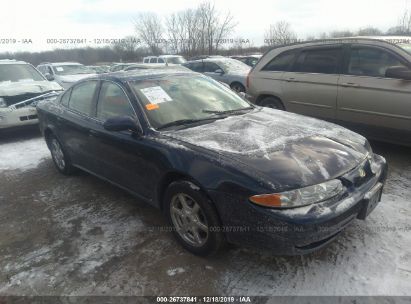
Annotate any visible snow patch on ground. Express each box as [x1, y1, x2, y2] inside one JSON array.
[[0, 137, 49, 171], [167, 267, 186, 276]]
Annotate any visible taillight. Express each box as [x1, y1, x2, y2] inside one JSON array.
[[246, 71, 250, 89]]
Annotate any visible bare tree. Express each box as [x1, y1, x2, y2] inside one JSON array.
[[398, 10, 411, 34], [329, 30, 354, 38], [264, 21, 297, 46], [357, 27, 382, 36], [134, 12, 164, 55]]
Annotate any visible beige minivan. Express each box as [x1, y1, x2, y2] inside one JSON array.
[[247, 37, 411, 146]]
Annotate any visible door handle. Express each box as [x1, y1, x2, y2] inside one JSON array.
[[88, 129, 98, 137], [341, 82, 360, 88], [286, 77, 296, 82]]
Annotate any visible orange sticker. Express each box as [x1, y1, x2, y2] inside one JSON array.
[[146, 103, 159, 111]]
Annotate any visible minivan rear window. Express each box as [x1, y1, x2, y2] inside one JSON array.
[[293, 48, 342, 74]]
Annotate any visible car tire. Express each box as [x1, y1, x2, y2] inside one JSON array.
[[48, 135, 75, 175], [230, 82, 246, 93], [164, 180, 225, 256], [260, 96, 285, 110]]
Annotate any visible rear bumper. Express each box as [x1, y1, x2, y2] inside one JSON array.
[[208, 154, 388, 255], [0, 107, 38, 129]]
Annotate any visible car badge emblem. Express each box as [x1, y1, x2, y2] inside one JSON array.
[[359, 168, 366, 178]]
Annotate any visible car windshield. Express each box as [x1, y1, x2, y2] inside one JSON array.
[[130, 75, 252, 129], [53, 64, 94, 75], [0, 64, 45, 82], [398, 43, 411, 54], [165, 57, 186, 64], [216, 59, 251, 73]]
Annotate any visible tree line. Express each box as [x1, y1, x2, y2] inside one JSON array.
[[1, 3, 411, 66]]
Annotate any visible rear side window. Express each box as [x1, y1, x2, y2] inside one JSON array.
[[185, 62, 203, 72], [348, 47, 406, 77], [60, 89, 71, 106], [293, 48, 342, 74], [158, 58, 165, 63], [203, 62, 221, 72], [262, 50, 296, 71], [96, 82, 134, 121], [68, 81, 98, 115]]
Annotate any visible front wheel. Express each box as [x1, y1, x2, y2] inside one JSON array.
[[230, 82, 246, 93], [164, 181, 225, 256]]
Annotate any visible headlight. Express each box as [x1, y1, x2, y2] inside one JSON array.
[[0, 97, 6, 108], [249, 179, 343, 209]]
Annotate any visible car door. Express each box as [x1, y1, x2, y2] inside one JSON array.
[[337, 44, 411, 142], [57, 80, 100, 170], [281, 45, 343, 120], [86, 80, 154, 200], [203, 62, 225, 83]]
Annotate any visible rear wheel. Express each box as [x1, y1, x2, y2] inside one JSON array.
[[164, 181, 225, 256], [260, 96, 285, 110], [48, 135, 75, 175]]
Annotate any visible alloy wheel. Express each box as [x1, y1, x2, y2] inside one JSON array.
[[170, 193, 209, 247]]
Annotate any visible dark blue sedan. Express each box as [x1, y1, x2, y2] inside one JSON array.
[[37, 69, 387, 256]]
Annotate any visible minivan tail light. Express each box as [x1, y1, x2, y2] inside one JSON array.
[[246, 71, 250, 88]]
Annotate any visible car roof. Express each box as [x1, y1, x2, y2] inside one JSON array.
[[159, 55, 184, 58], [0, 59, 29, 65], [87, 69, 196, 82], [39, 62, 83, 66], [186, 57, 238, 64]]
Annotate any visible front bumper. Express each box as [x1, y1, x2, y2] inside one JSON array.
[[209, 153, 388, 255], [0, 107, 39, 129]]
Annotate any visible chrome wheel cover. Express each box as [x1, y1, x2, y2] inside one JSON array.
[[170, 193, 209, 247]]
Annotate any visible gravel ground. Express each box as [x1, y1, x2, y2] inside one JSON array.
[[0, 126, 410, 296]]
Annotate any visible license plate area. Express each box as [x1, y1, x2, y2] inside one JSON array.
[[358, 183, 383, 220]]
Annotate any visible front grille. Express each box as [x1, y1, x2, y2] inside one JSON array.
[[19, 114, 38, 121], [341, 158, 373, 188], [4, 93, 44, 107]]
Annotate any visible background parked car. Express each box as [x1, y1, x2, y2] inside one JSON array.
[[143, 55, 186, 64], [109, 63, 138, 72], [183, 58, 251, 92], [247, 36, 411, 146], [231, 54, 262, 67], [0, 59, 63, 129], [37, 62, 96, 89], [87, 65, 109, 74], [123, 63, 190, 72]]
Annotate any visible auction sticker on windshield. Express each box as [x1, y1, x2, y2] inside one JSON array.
[[140, 86, 172, 104]]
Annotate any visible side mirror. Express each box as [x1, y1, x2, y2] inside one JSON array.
[[385, 66, 411, 80], [103, 116, 143, 135], [45, 73, 54, 81], [214, 68, 224, 75]]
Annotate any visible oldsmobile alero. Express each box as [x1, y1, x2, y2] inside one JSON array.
[[37, 69, 387, 256]]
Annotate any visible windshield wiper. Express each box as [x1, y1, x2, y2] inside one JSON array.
[[202, 106, 254, 115], [157, 116, 227, 130]]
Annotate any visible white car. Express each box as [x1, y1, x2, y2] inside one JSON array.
[[0, 60, 63, 129], [142, 55, 186, 64], [37, 62, 96, 89]]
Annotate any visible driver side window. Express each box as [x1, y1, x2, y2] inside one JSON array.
[[348, 47, 406, 78], [203, 62, 221, 73], [97, 82, 134, 121]]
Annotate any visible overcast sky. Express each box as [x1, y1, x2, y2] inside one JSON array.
[[1, 0, 410, 52]]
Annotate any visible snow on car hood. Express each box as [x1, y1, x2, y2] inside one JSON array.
[[167, 107, 369, 189], [0, 80, 62, 96], [58, 74, 96, 83]]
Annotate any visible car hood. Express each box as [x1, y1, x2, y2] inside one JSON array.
[[58, 74, 96, 83], [0, 80, 62, 97], [166, 108, 369, 190]]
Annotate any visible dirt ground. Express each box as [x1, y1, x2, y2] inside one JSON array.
[[0, 126, 410, 296]]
